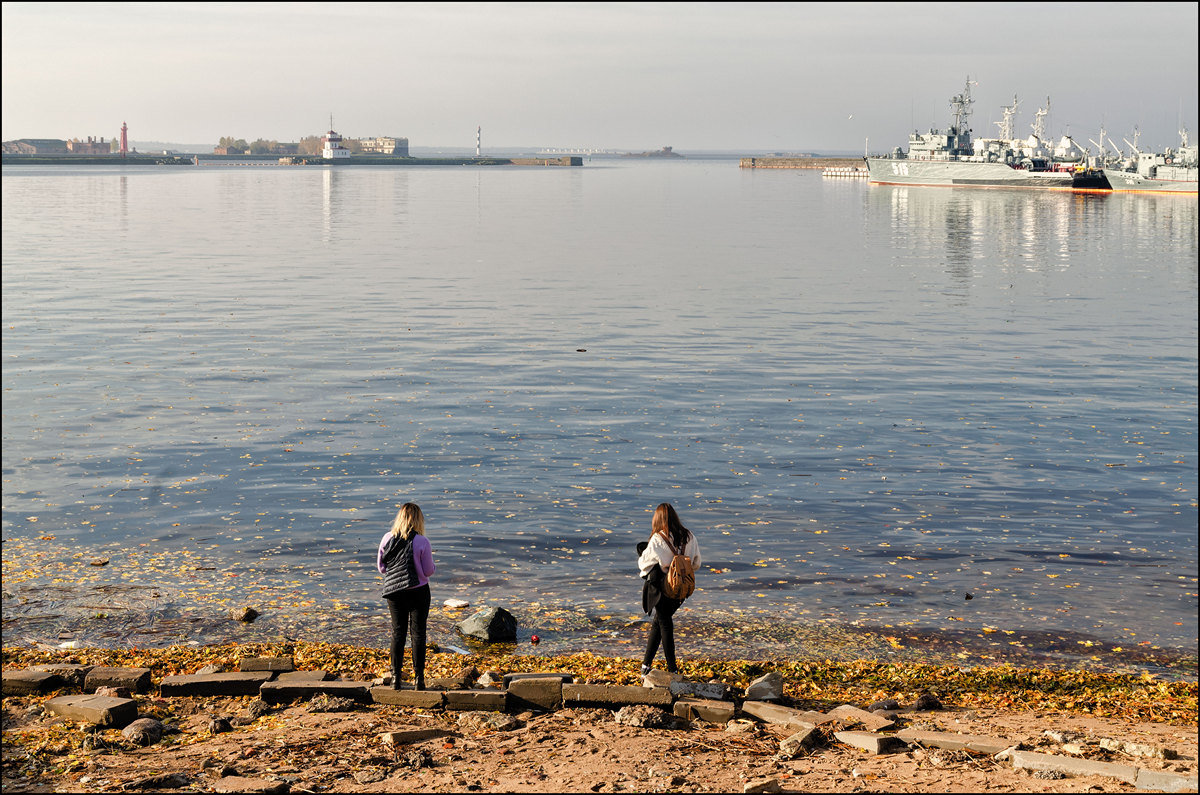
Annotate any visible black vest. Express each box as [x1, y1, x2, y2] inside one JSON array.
[[381, 534, 419, 597]]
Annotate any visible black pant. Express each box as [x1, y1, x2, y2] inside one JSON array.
[[385, 583, 430, 687], [642, 596, 683, 672]]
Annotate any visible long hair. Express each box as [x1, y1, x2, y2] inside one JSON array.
[[389, 502, 425, 540], [651, 503, 689, 551]]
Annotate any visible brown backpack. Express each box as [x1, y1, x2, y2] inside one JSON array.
[[662, 535, 695, 601]]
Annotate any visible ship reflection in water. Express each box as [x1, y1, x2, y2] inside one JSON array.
[[867, 184, 1197, 303]]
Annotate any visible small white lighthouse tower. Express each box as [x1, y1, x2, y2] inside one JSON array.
[[476, 126, 481, 158], [322, 115, 351, 160]]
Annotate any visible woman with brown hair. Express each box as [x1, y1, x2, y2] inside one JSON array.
[[637, 502, 702, 676], [377, 502, 436, 690]]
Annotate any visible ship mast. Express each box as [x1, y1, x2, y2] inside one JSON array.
[[1031, 98, 1049, 141], [995, 95, 1019, 141], [949, 77, 976, 152]]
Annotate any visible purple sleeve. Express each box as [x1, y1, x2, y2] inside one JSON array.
[[377, 532, 392, 574], [415, 535, 436, 582]]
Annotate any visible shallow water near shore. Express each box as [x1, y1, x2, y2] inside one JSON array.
[[2, 160, 1196, 676]]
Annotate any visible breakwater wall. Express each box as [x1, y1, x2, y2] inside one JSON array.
[[741, 157, 864, 169]]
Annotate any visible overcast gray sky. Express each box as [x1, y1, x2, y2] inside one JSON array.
[[3, 2, 1197, 152]]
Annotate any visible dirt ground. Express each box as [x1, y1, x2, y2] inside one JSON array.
[[3, 691, 1196, 794]]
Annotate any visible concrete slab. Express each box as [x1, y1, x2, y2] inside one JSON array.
[[370, 687, 445, 709], [237, 656, 294, 673], [563, 683, 673, 708], [506, 677, 563, 711], [502, 672, 574, 687], [379, 728, 447, 745], [642, 670, 685, 689], [739, 700, 819, 729], [834, 730, 905, 755], [1134, 768, 1200, 793], [160, 672, 273, 697], [44, 694, 138, 728], [258, 679, 371, 705], [828, 704, 895, 731], [2, 669, 64, 696], [1008, 750, 1138, 784], [780, 726, 823, 756], [669, 680, 731, 701], [28, 664, 93, 689], [83, 666, 151, 694], [444, 690, 508, 712], [674, 697, 736, 723], [275, 670, 332, 682], [895, 728, 1010, 755]]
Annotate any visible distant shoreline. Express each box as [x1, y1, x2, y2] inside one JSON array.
[[0, 154, 584, 167]]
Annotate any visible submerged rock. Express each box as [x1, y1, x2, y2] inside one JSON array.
[[455, 607, 518, 642]]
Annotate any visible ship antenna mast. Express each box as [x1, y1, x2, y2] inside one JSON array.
[[1032, 98, 1049, 141], [950, 77, 976, 133], [995, 95, 1019, 141]]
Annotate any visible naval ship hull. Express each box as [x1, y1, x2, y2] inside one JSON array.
[[1101, 167, 1198, 194], [865, 157, 1074, 189]]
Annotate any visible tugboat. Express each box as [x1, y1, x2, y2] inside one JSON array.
[[865, 79, 1080, 189]]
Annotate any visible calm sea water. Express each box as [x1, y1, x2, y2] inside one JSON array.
[[2, 160, 1196, 672]]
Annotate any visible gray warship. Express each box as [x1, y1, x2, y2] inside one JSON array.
[[1101, 129, 1198, 194], [865, 79, 1083, 189]]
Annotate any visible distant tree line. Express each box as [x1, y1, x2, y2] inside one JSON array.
[[217, 135, 370, 155]]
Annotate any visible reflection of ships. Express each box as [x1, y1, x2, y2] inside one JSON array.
[[1101, 130, 1198, 194], [865, 79, 1085, 189]]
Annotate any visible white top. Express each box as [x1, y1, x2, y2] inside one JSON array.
[[638, 532, 702, 578]]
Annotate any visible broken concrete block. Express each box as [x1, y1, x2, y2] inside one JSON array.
[[370, 687, 445, 709], [744, 672, 784, 701], [779, 726, 822, 757], [1007, 750, 1138, 784], [444, 690, 508, 712], [834, 730, 905, 754], [674, 697, 736, 724], [563, 683, 672, 708], [669, 680, 731, 700], [160, 672, 273, 697], [2, 669, 64, 696], [895, 728, 1009, 755], [44, 694, 137, 727], [506, 677, 563, 711], [237, 656, 294, 673], [83, 666, 151, 694], [1134, 768, 1200, 793], [738, 700, 818, 729], [258, 679, 370, 705], [828, 704, 895, 731]]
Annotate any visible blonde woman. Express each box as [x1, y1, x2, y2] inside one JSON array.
[[637, 502, 701, 676], [377, 502, 436, 690]]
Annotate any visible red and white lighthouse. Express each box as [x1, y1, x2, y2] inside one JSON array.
[[120, 121, 128, 158]]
